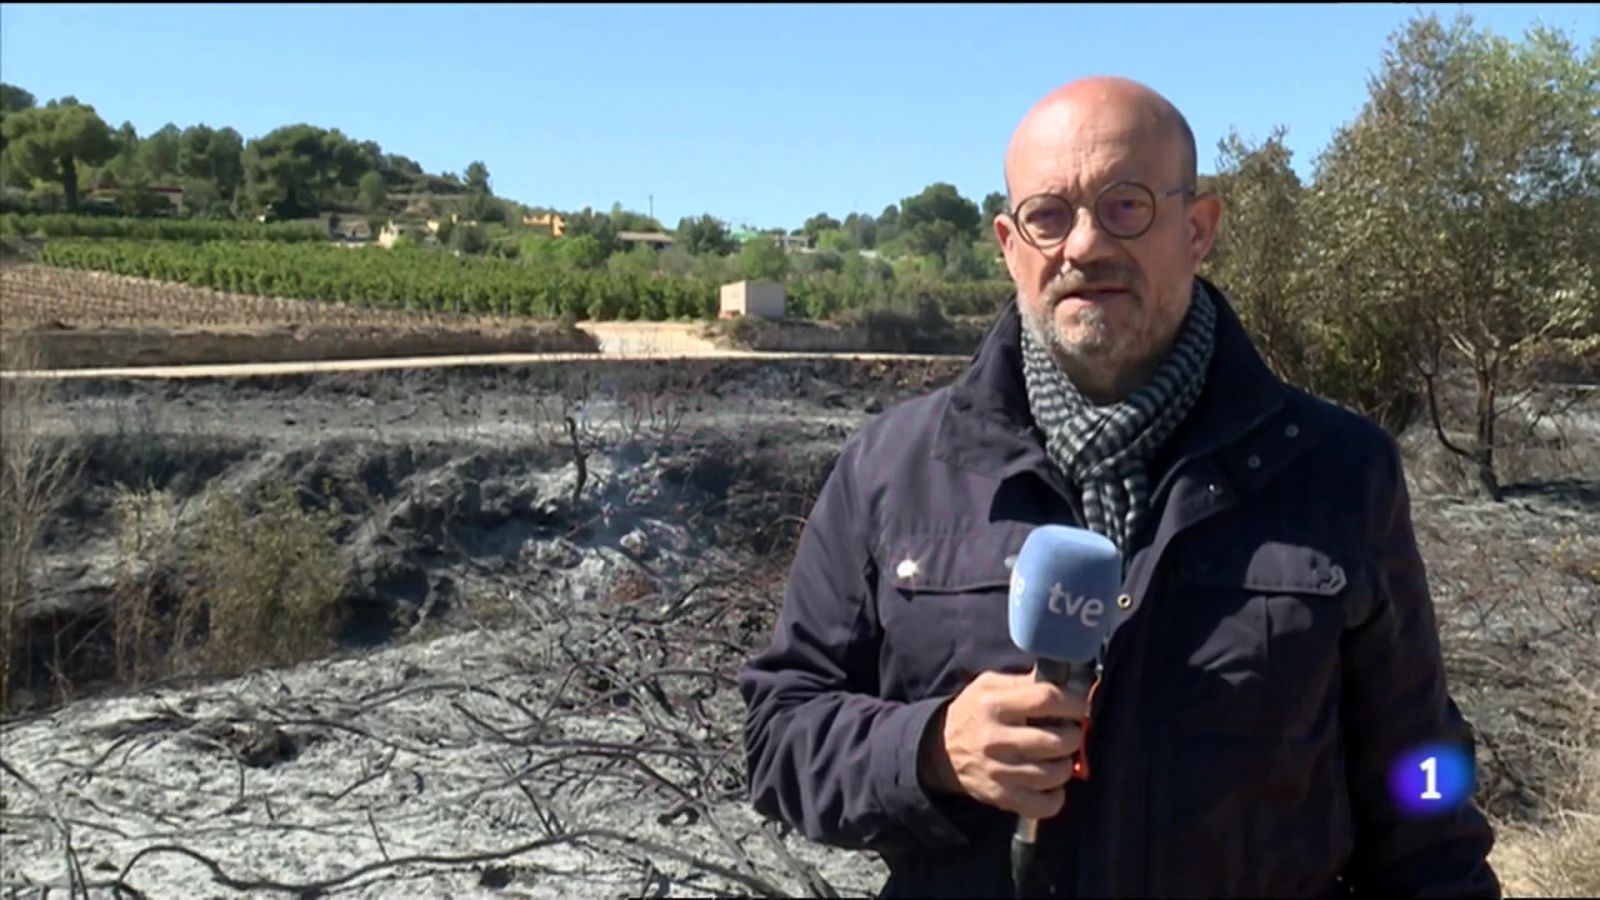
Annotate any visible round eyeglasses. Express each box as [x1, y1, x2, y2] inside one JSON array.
[[1009, 181, 1196, 249]]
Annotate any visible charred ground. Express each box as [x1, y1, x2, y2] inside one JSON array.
[[1, 359, 1595, 898]]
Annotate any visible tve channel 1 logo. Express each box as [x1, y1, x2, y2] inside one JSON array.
[[1388, 742, 1475, 817]]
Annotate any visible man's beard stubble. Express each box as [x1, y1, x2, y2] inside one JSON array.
[[1024, 263, 1144, 366]]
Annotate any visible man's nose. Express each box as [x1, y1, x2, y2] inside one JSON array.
[[1058, 205, 1120, 269]]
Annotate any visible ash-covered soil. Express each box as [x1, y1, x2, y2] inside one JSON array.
[[1, 360, 1595, 898], [1, 357, 966, 898]]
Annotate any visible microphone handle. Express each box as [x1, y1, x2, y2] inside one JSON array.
[[1065, 660, 1097, 781], [1011, 658, 1095, 897]]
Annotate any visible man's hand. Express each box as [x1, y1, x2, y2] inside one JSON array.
[[918, 671, 1089, 820]]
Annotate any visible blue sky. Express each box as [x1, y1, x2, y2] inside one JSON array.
[[2, 3, 1593, 230]]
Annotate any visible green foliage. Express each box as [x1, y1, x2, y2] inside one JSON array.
[[464, 160, 491, 195], [802, 212, 841, 243], [1201, 127, 1318, 392], [898, 182, 981, 240], [137, 123, 180, 180], [675, 213, 734, 256], [518, 233, 562, 266], [739, 234, 789, 281], [190, 477, 347, 672], [608, 202, 663, 233], [241, 123, 376, 218], [842, 212, 877, 249], [815, 228, 856, 254], [177, 125, 244, 199], [560, 234, 609, 269], [0, 83, 35, 116], [1, 100, 118, 211], [180, 178, 226, 218], [563, 209, 622, 256], [1, 213, 325, 242], [941, 237, 993, 281], [981, 191, 1008, 222], [902, 220, 962, 261], [1306, 13, 1598, 495], [449, 220, 487, 255], [608, 243, 660, 278], [358, 170, 386, 213]]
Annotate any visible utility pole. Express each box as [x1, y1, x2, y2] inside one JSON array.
[[649, 194, 654, 221]]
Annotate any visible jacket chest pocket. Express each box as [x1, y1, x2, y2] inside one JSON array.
[[1163, 540, 1353, 741], [875, 526, 1035, 700]]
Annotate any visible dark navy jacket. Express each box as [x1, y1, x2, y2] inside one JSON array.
[[739, 280, 1499, 898]]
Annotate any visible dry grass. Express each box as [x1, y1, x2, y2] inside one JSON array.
[[1419, 486, 1600, 896], [1490, 738, 1600, 897], [4, 471, 351, 715], [0, 334, 79, 709], [187, 477, 349, 674], [110, 485, 184, 686]]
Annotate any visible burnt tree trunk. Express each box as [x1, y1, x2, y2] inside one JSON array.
[[1473, 363, 1502, 502]]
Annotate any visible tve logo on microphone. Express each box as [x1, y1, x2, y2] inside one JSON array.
[[1047, 583, 1106, 628]]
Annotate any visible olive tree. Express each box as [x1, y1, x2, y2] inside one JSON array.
[[1309, 13, 1599, 498]]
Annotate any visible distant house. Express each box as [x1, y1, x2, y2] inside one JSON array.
[[378, 220, 428, 248], [523, 212, 565, 236], [727, 225, 763, 245], [726, 226, 809, 253], [720, 280, 785, 320], [618, 230, 675, 252], [332, 218, 374, 242], [85, 182, 186, 215]]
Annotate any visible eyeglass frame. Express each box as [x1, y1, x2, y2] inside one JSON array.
[[1004, 180, 1198, 250]]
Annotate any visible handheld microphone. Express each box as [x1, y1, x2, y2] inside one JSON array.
[[1006, 524, 1127, 897]]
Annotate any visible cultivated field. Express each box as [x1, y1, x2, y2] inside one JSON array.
[[0, 264, 600, 369]]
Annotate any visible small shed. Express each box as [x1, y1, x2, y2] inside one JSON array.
[[720, 280, 785, 320]]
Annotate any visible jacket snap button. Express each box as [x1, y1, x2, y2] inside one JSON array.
[[1285, 423, 1300, 438], [1207, 482, 1222, 494], [1247, 454, 1262, 470]]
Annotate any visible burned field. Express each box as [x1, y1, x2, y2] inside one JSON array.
[[1, 358, 1595, 897]]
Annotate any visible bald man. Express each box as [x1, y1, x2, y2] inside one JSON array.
[[740, 78, 1499, 898]]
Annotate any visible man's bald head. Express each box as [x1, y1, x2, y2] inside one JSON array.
[[1004, 77, 1196, 208], [993, 76, 1221, 404]]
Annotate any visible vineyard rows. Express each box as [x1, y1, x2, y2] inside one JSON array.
[[38, 240, 722, 321], [0, 264, 555, 331]]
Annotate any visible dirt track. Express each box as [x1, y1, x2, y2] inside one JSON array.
[[0, 348, 968, 381]]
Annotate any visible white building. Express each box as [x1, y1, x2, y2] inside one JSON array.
[[719, 280, 786, 320]]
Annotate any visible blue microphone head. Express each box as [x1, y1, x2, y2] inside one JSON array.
[[1008, 525, 1125, 663]]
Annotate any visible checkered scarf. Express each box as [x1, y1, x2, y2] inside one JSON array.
[[1020, 280, 1216, 553]]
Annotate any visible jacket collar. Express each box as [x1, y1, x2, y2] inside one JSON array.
[[931, 276, 1292, 496]]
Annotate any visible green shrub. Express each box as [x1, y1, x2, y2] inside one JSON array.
[[190, 478, 347, 673]]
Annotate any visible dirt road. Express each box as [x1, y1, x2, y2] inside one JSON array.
[[1, 347, 966, 380]]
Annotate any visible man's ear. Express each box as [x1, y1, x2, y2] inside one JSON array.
[[1188, 193, 1223, 268], [994, 213, 1022, 284]]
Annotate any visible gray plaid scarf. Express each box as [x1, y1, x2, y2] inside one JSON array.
[[1020, 280, 1217, 553]]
